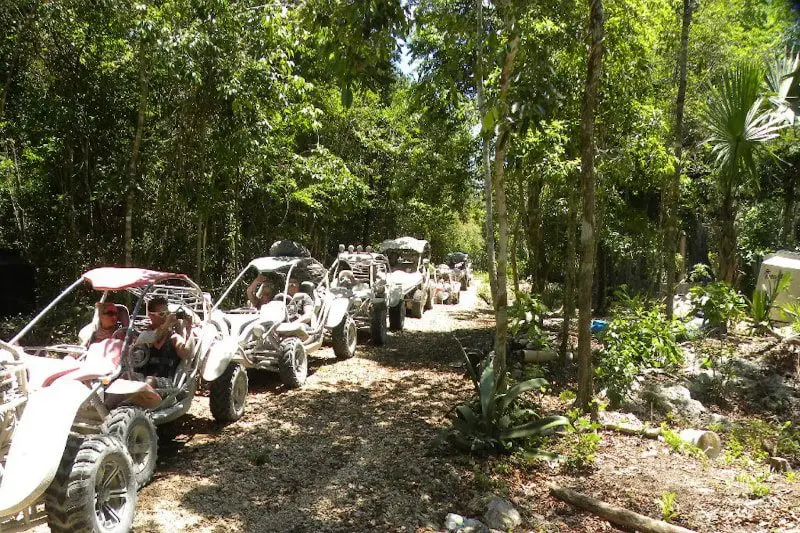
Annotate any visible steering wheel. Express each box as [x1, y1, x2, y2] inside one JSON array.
[[128, 345, 151, 369]]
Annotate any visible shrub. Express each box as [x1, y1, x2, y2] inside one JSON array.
[[779, 299, 800, 333], [508, 291, 550, 349], [689, 281, 746, 332], [747, 272, 790, 333], [451, 353, 569, 454], [596, 290, 685, 405]]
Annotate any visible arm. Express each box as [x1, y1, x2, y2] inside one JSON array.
[[246, 275, 266, 307]]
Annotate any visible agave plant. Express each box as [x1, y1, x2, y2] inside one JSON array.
[[747, 271, 791, 333], [451, 351, 569, 454]]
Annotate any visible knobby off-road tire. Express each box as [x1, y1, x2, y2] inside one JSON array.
[[103, 407, 157, 490], [279, 338, 308, 388], [209, 363, 248, 422], [370, 303, 388, 345], [332, 315, 357, 360], [388, 301, 405, 331], [409, 298, 423, 319], [45, 435, 136, 533], [461, 276, 469, 290]]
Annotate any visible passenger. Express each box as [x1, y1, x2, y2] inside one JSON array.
[[246, 274, 276, 308], [286, 278, 314, 325], [82, 302, 126, 345], [135, 296, 192, 384]]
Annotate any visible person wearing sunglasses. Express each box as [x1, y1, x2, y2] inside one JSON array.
[[134, 296, 192, 384], [81, 301, 127, 345]]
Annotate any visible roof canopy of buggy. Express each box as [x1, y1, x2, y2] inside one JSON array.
[[379, 237, 429, 254], [82, 267, 188, 291]]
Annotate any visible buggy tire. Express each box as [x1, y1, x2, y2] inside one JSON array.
[[45, 435, 136, 533], [461, 277, 468, 290], [370, 303, 388, 345], [389, 301, 405, 331], [279, 338, 307, 388], [209, 363, 248, 422], [103, 407, 157, 490], [332, 315, 357, 360], [424, 287, 433, 311], [409, 298, 423, 319]]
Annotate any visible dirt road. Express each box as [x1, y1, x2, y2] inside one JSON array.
[[127, 286, 491, 532]]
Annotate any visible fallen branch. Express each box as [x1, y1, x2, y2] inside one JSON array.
[[549, 485, 697, 533], [602, 423, 661, 439]]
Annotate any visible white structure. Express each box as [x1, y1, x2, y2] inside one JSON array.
[[756, 250, 800, 321]]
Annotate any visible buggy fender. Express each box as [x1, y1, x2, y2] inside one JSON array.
[[387, 284, 404, 308], [325, 297, 350, 328], [202, 335, 239, 382], [0, 380, 92, 517]]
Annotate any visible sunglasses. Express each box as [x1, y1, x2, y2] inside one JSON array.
[[148, 310, 170, 317], [101, 310, 117, 317]]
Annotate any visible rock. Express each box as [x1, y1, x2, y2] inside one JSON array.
[[483, 496, 522, 531], [629, 383, 707, 425], [768, 456, 791, 473], [444, 513, 489, 533]]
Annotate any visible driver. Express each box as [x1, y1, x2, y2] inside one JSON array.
[[134, 296, 192, 384]]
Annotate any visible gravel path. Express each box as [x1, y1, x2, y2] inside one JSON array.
[[127, 284, 493, 532]]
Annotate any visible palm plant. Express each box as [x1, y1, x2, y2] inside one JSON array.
[[701, 61, 786, 284]]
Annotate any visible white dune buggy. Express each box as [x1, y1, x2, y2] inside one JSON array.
[[446, 251, 472, 291], [379, 237, 436, 330], [327, 244, 391, 345], [0, 267, 245, 533], [212, 246, 355, 389], [434, 264, 461, 304]]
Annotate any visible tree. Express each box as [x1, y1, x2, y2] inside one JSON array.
[[701, 61, 784, 285], [576, 0, 605, 412], [663, 0, 694, 319]]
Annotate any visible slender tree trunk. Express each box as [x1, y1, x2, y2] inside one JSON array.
[[576, 0, 605, 412], [511, 213, 521, 293], [663, 0, 693, 319], [782, 173, 797, 248], [476, 0, 498, 304], [124, 48, 150, 267], [719, 186, 737, 285], [560, 174, 579, 359], [526, 174, 544, 292], [196, 215, 205, 279], [491, 12, 520, 375]]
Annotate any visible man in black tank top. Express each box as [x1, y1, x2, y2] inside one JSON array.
[[134, 296, 192, 384]]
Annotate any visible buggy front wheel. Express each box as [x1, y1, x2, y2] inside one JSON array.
[[45, 435, 136, 533], [210, 363, 248, 422], [103, 407, 157, 490], [332, 315, 357, 360], [389, 301, 405, 331], [279, 338, 308, 388], [370, 303, 388, 345]]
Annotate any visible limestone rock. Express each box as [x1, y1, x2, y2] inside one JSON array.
[[483, 496, 522, 531]]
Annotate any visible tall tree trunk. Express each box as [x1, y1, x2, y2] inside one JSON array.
[[526, 174, 544, 292], [511, 213, 521, 293], [491, 13, 521, 375], [663, 0, 693, 319], [196, 215, 205, 279], [124, 48, 150, 267], [576, 0, 605, 412], [782, 172, 797, 248], [718, 186, 737, 285], [476, 0, 498, 304], [560, 174, 579, 359]]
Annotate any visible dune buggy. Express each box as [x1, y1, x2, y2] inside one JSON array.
[[379, 237, 435, 330], [0, 267, 245, 533], [212, 246, 355, 389], [328, 244, 390, 345], [434, 264, 461, 304], [446, 251, 472, 291]]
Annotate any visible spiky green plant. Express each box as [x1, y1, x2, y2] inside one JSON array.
[[452, 353, 568, 454]]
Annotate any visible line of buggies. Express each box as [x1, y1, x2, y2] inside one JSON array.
[[0, 238, 471, 533]]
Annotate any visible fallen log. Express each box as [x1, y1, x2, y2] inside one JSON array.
[[602, 423, 661, 439], [549, 485, 697, 533]]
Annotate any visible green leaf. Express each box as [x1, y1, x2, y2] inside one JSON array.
[[498, 415, 569, 441], [479, 361, 496, 424], [497, 377, 547, 412]]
